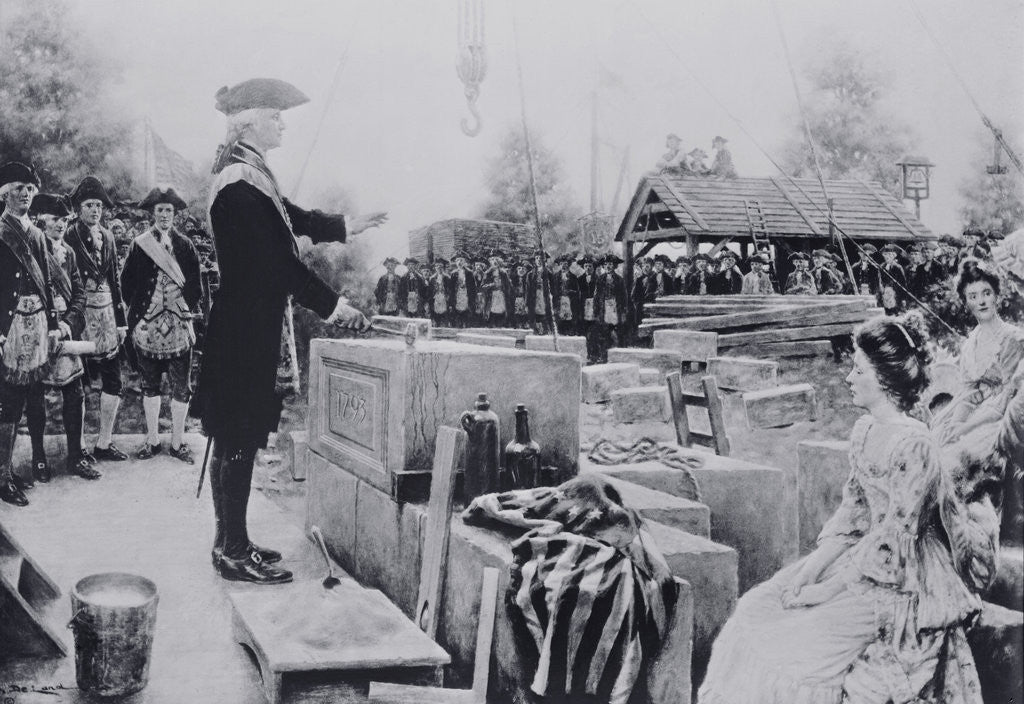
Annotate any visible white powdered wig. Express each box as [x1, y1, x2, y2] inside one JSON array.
[[0, 181, 38, 199], [225, 107, 274, 144]]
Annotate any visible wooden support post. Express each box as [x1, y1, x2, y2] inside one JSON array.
[[666, 371, 691, 447], [624, 240, 635, 343], [686, 234, 697, 257], [702, 376, 731, 456]]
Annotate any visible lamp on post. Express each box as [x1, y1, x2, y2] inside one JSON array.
[[897, 156, 934, 220]]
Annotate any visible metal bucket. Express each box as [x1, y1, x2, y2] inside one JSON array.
[[68, 573, 159, 697]]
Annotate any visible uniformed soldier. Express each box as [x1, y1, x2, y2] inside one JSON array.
[[784, 251, 817, 295], [64, 176, 129, 463], [191, 78, 384, 584], [449, 252, 476, 328], [811, 248, 841, 295], [741, 252, 775, 294], [120, 187, 202, 463], [482, 253, 511, 327], [374, 257, 402, 316], [26, 194, 92, 483], [0, 164, 64, 506], [400, 257, 424, 318], [714, 250, 744, 294], [428, 257, 452, 327], [683, 253, 713, 295], [551, 254, 580, 335], [877, 243, 906, 314]]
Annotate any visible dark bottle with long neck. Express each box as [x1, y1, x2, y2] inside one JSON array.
[[503, 404, 541, 490]]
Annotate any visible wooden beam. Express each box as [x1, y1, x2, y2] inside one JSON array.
[[701, 376, 730, 456], [707, 236, 734, 257], [635, 241, 658, 258], [658, 177, 712, 230], [718, 321, 856, 346], [666, 372, 691, 447], [614, 177, 655, 242], [623, 226, 690, 243], [470, 568, 500, 704], [722, 341, 834, 358], [769, 177, 825, 236], [641, 302, 857, 331]]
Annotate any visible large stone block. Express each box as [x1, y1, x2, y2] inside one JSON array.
[[611, 386, 671, 423], [797, 440, 851, 554], [652, 329, 719, 362], [308, 338, 581, 498], [305, 451, 360, 570], [639, 367, 663, 385], [608, 348, 684, 379], [584, 452, 794, 593], [600, 474, 711, 537], [706, 356, 778, 391], [353, 479, 423, 615], [455, 332, 518, 348], [581, 362, 641, 403], [524, 334, 587, 360], [743, 383, 817, 428], [647, 521, 737, 681]]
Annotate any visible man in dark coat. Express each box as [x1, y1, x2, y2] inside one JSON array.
[[191, 78, 386, 584], [471, 257, 489, 326], [551, 254, 580, 335], [374, 257, 401, 316], [482, 253, 511, 327], [427, 258, 452, 327], [811, 248, 841, 295], [26, 193, 91, 482], [120, 187, 202, 463], [683, 253, 713, 295], [449, 252, 476, 328], [784, 251, 817, 295], [877, 243, 907, 314], [917, 242, 945, 294], [713, 250, 744, 294], [527, 252, 553, 334], [852, 243, 879, 296], [65, 176, 128, 463], [0, 163, 64, 506], [400, 257, 424, 318]]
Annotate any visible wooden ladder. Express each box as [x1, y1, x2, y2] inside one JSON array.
[[666, 372, 731, 456], [745, 199, 771, 252], [0, 522, 67, 658]]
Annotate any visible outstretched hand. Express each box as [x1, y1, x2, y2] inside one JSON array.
[[326, 299, 371, 332], [349, 211, 388, 236]]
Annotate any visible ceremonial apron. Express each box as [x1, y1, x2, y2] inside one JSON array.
[[2, 294, 50, 385], [432, 277, 448, 314], [603, 276, 619, 326], [133, 233, 195, 359], [489, 274, 506, 315], [474, 279, 487, 316], [513, 283, 528, 317], [382, 276, 399, 314], [534, 283, 546, 316], [45, 292, 85, 386], [454, 272, 470, 312], [82, 276, 119, 359], [558, 274, 573, 321], [406, 279, 420, 315]]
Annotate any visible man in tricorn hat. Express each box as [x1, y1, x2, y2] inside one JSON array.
[[714, 250, 744, 295], [450, 251, 476, 328], [65, 175, 128, 464], [811, 248, 841, 295], [877, 243, 906, 314], [0, 163, 64, 506], [551, 254, 580, 335], [741, 252, 775, 294], [374, 256, 401, 316], [684, 253, 713, 295], [482, 253, 511, 327], [120, 187, 202, 463], [852, 243, 879, 296], [784, 251, 816, 295], [428, 257, 452, 327], [400, 257, 424, 318], [192, 78, 386, 584]]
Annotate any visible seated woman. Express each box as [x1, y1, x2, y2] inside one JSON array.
[[699, 313, 983, 704]]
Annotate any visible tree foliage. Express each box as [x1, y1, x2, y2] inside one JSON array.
[[479, 125, 583, 255], [0, 0, 136, 195], [958, 132, 1024, 234], [782, 43, 917, 197]]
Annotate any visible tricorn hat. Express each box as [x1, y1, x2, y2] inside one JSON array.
[[675, 255, 691, 264], [453, 251, 469, 262], [962, 226, 986, 239], [29, 193, 72, 218], [70, 176, 113, 208], [748, 252, 770, 265], [403, 256, 419, 266], [382, 256, 399, 266], [712, 135, 728, 146], [692, 253, 712, 263], [215, 78, 310, 115], [602, 253, 624, 266], [433, 257, 449, 267], [860, 243, 878, 254], [718, 249, 738, 261], [789, 251, 810, 262], [880, 243, 903, 255], [138, 186, 188, 212], [0, 161, 41, 190]]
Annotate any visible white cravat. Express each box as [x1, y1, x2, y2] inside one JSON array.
[[18, 214, 31, 231], [89, 225, 103, 252], [155, 228, 172, 250]]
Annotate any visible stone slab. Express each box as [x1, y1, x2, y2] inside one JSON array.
[[583, 452, 794, 593], [969, 602, 1023, 704], [743, 382, 817, 428], [454, 332, 518, 348], [308, 338, 581, 496], [600, 474, 711, 537], [353, 479, 424, 615], [722, 340, 833, 358], [581, 362, 641, 404], [647, 520, 738, 681], [652, 329, 719, 362], [797, 440, 851, 555], [608, 348, 684, 379], [306, 451, 360, 569], [523, 334, 587, 360], [639, 367, 663, 386], [706, 356, 779, 391], [611, 385, 671, 423]]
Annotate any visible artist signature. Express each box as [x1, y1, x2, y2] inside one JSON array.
[[0, 682, 71, 700]]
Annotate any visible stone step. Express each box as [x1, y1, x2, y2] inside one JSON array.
[[581, 362, 641, 403], [639, 367, 663, 386], [651, 329, 719, 363], [645, 520, 738, 683], [706, 356, 778, 391], [742, 382, 817, 428], [523, 334, 587, 360], [611, 385, 671, 423], [595, 473, 711, 537], [969, 601, 1023, 704], [608, 348, 684, 379]]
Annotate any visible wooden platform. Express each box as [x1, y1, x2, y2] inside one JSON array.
[[230, 580, 450, 704]]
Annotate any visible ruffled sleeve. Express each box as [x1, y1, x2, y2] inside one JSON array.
[[816, 471, 870, 547]]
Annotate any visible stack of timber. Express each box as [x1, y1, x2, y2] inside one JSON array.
[[408, 219, 535, 263], [641, 295, 882, 358]]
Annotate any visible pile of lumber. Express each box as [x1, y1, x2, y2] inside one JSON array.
[[640, 295, 883, 357]]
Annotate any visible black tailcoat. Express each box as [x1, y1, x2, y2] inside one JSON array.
[[65, 220, 126, 327], [46, 239, 86, 339], [120, 228, 202, 334], [0, 213, 58, 338]]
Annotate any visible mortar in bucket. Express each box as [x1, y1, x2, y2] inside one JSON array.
[[68, 573, 159, 697]]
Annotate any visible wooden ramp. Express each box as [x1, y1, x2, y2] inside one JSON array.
[[0, 521, 67, 659]]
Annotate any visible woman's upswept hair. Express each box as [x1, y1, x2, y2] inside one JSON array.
[[854, 311, 933, 412], [955, 258, 1001, 301]]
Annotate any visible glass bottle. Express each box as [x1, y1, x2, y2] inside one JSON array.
[[460, 393, 500, 500], [503, 404, 541, 490]]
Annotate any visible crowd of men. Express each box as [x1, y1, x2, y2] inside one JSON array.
[[375, 228, 999, 361], [0, 162, 202, 508]]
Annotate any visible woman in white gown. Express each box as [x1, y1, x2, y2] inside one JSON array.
[[698, 313, 983, 704]]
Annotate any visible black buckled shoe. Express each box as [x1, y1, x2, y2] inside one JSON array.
[[248, 543, 282, 564], [80, 450, 97, 466], [33, 461, 51, 483], [217, 550, 292, 585], [12, 474, 34, 492], [69, 457, 101, 480], [168, 443, 194, 465], [0, 481, 28, 506], [93, 443, 128, 461], [136, 443, 162, 460], [211, 547, 224, 569]]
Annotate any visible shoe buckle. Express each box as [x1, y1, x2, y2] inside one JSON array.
[[250, 550, 264, 565]]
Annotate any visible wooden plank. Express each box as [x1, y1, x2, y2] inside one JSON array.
[[0, 569, 67, 658], [769, 176, 825, 235], [723, 341, 834, 358], [707, 236, 734, 257], [415, 426, 467, 640], [702, 376, 731, 456], [658, 177, 711, 230], [369, 684, 476, 704], [719, 321, 857, 346], [666, 372, 692, 447], [643, 300, 868, 332], [471, 568, 500, 703]]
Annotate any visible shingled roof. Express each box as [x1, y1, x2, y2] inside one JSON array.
[[616, 175, 934, 243]]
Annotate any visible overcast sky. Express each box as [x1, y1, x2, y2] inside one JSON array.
[[77, 0, 1023, 267]]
